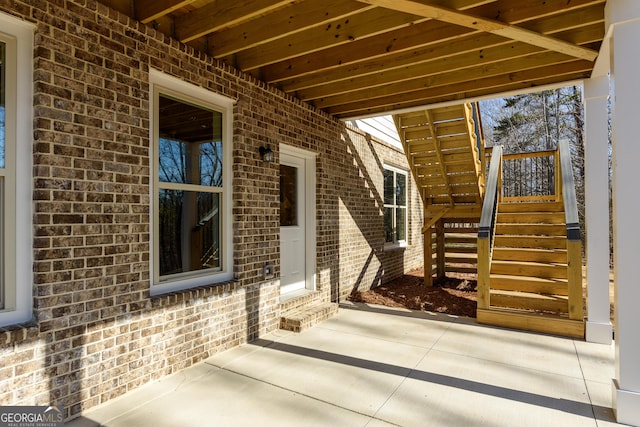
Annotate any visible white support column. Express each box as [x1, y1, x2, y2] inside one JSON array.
[[608, 1, 640, 424], [583, 76, 613, 345]]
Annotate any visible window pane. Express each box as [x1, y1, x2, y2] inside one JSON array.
[[384, 207, 393, 243], [159, 189, 220, 277], [396, 207, 406, 242], [383, 169, 394, 205], [158, 95, 222, 186], [396, 173, 406, 206], [0, 41, 5, 169], [280, 165, 298, 226]]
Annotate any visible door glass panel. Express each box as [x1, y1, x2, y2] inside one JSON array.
[[280, 164, 298, 226]]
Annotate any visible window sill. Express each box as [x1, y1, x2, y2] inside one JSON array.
[[0, 320, 40, 347], [150, 278, 241, 308], [384, 242, 408, 251]]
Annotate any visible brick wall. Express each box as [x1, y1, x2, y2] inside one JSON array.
[[0, 0, 423, 419]]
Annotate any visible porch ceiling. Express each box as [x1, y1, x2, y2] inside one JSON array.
[[101, 0, 605, 119]]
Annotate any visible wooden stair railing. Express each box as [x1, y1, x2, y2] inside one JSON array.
[[477, 145, 502, 310], [558, 139, 584, 322]]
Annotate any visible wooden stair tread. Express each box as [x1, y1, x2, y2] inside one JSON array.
[[495, 223, 567, 236], [496, 212, 566, 224], [492, 247, 567, 263], [494, 236, 567, 249], [489, 293, 568, 314], [489, 274, 568, 295], [490, 261, 568, 280], [477, 308, 584, 339], [490, 289, 568, 301], [498, 201, 564, 213]]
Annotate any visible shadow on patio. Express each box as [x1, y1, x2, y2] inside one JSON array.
[[68, 303, 620, 427]]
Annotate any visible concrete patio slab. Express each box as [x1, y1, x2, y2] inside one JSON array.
[[68, 303, 622, 427]]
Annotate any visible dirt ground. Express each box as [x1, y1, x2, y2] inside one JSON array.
[[349, 267, 615, 323], [349, 268, 478, 318]]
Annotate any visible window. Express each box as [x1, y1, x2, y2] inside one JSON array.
[[150, 71, 233, 295], [383, 166, 408, 246], [0, 14, 33, 326]]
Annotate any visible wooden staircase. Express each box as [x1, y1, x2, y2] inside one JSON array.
[[394, 103, 484, 285], [477, 200, 584, 338], [477, 142, 584, 338], [394, 103, 584, 338], [394, 104, 483, 208]]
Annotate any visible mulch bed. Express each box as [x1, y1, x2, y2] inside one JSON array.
[[348, 268, 478, 318]]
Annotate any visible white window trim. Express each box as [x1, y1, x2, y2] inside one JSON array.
[[0, 13, 34, 326], [149, 69, 234, 295], [383, 164, 409, 249]]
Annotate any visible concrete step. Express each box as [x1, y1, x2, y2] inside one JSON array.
[[280, 302, 339, 333]]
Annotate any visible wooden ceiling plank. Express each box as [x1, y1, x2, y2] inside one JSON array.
[[271, 6, 602, 88], [522, 4, 605, 35], [354, 70, 592, 118], [135, 0, 197, 23], [330, 62, 592, 117], [232, 8, 427, 71], [262, 20, 473, 83], [293, 37, 537, 97], [312, 51, 582, 108], [257, 0, 496, 82], [175, 0, 299, 43], [472, 0, 605, 25], [208, 0, 374, 57], [356, 0, 598, 61], [283, 22, 601, 95]]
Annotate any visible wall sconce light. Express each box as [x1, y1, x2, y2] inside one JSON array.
[[259, 144, 274, 163]]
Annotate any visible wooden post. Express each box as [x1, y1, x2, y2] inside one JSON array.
[[436, 220, 446, 280], [567, 239, 584, 321], [477, 237, 490, 310], [555, 147, 562, 202], [424, 225, 433, 286]]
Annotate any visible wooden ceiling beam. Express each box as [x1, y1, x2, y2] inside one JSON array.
[[135, 0, 197, 23], [356, 0, 598, 61], [175, 0, 298, 43]]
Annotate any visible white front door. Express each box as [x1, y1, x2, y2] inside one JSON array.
[[280, 153, 306, 295], [280, 146, 316, 296]]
